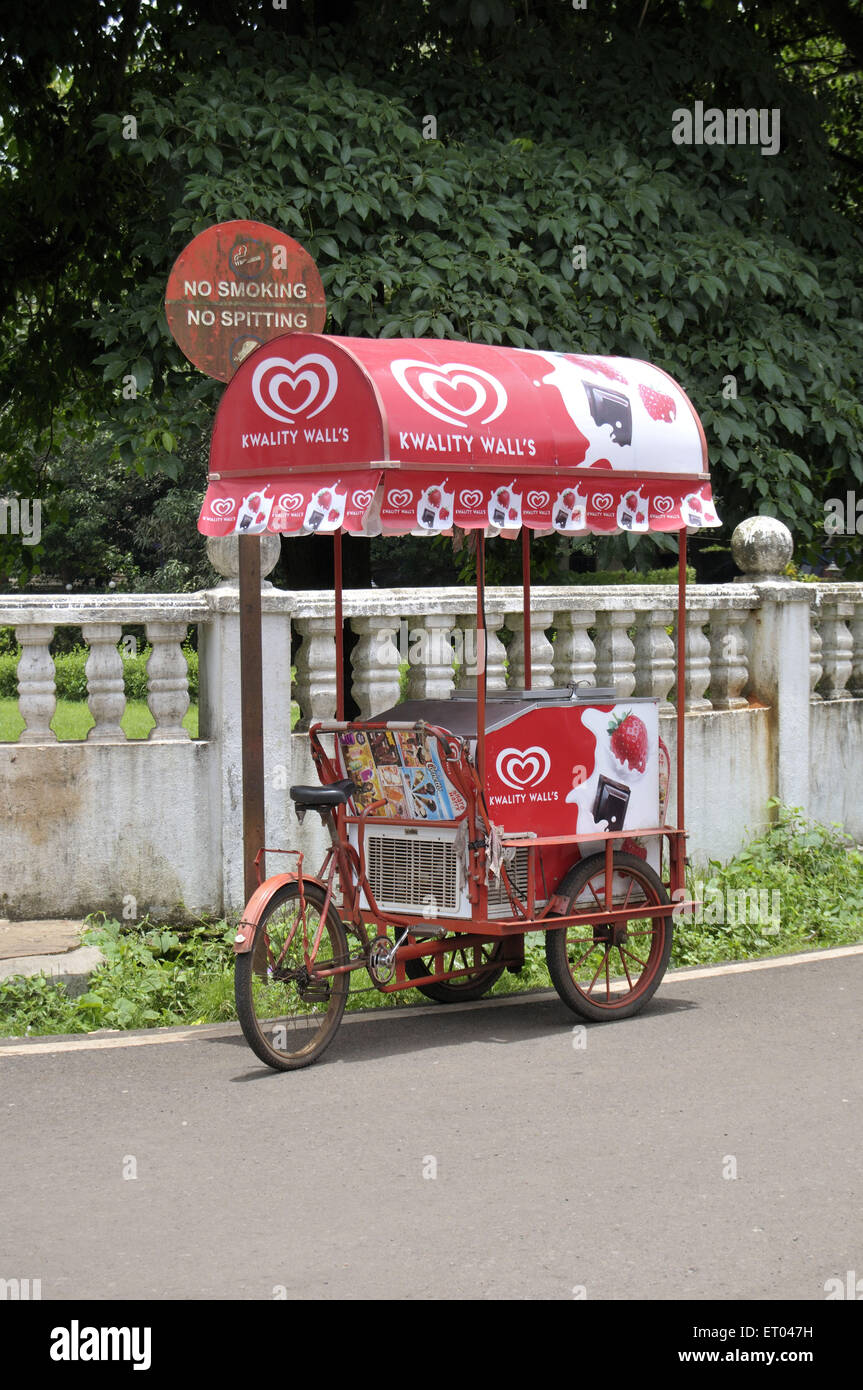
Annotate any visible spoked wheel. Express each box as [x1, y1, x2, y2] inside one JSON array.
[[545, 852, 673, 1022], [235, 882, 349, 1071], [404, 938, 507, 1003]]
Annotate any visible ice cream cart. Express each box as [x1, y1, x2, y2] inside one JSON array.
[[198, 334, 720, 1070]]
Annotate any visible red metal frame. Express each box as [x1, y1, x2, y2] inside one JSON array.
[[236, 517, 691, 1004]]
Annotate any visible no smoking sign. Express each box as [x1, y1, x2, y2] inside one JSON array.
[[165, 220, 326, 381]]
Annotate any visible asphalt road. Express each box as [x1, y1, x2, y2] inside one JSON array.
[[2, 948, 862, 1302]]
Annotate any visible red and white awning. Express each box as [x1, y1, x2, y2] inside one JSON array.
[[198, 334, 720, 537]]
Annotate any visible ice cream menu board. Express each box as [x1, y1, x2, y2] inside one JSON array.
[[337, 729, 467, 821]]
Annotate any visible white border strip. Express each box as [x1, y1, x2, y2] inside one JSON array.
[[1, 943, 862, 1057]]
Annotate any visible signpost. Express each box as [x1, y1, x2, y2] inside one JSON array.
[[165, 220, 326, 904], [165, 219, 326, 382]]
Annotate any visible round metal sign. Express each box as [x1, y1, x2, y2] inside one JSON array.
[[165, 220, 326, 381]]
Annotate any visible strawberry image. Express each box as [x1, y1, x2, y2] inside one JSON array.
[[508, 507, 517, 520], [328, 508, 339, 521], [255, 512, 265, 523], [636, 510, 646, 524], [498, 489, 510, 506], [428, 487, 442, 507], [608, 710, 648, 774], [562, 490, 575, 508], [638, 384, 676, 423], [319, 490, 332, 509], [625, 491, 637, 509], [439, 508, 450, 521]]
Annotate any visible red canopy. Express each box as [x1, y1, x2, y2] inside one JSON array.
[[198, 334, 720, 538]]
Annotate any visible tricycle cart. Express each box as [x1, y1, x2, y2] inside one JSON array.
[[198, 334, 720, 1069]]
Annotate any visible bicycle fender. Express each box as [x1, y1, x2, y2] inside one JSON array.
[[232, 873, 326, 954]]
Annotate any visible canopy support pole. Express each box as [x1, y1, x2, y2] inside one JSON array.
[[476, 532, 487, 790], [334, 530, 345, 721], [239, 533, 265, 904], [676, 527, 686, 833], [522, 527, 532, 691]]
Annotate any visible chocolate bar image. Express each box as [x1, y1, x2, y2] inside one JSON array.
[[554, 508, 569, 527], [592, 775, 631, 831], [620, 510, 635, 529], [421, 506, 436, 526], [492, 506, 506, 526], [307, 508, 325, 531], [583, 383, 632, 446]]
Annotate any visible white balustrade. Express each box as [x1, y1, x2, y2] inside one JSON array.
[[816, 598, 853, 700], [504, 609, 555, 688], [85, 623, 126, 740], [406, 614, 455, 701], [293, 616, 338, 727], [145, 620, 191, 740], [593, 609, 636, 698], [682, 608, 711, 711], [633, 608, 675, 712], [849, 602, 863, 698], [454, 613, 507, 692], [350, 615, 401, 718], [15, 624, 57, 743], [707, 608, 749, 710], [810, 617, 823, 702], [552, 608, 596, 691]]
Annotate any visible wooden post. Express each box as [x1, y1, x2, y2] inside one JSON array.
[[239, 534, 266, 904]]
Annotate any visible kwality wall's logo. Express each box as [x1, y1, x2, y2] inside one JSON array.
[[390, 359, 508, 429], [494, 746, 551, 791], [251, 352, 338, 424]]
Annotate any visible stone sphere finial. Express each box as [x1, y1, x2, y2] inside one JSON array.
[[731, 515, 793, 580], [206, 533, 282, 586]]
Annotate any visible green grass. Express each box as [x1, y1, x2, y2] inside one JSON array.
[[1, 804, 861, 1039], [0, 698, 198, 742]]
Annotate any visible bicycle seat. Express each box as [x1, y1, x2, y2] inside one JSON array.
[[289, 779, 355, 808]]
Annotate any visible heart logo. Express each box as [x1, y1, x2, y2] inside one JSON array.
[[387, 489, 413, 508], [495, 745, 551, 791], [460, 489, 483, 508], [653, 496, 675, 514], [211, 498, 235, 517], [391, 359, 508, 428], [251, 353, 338, 424], [352, 489, 374, 509], [277, 492, 304, 510], [594, 493, 614, 511], [526, 490, 549, 509]]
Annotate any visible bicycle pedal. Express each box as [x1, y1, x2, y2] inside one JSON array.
[[298, 985, 331, 1003]]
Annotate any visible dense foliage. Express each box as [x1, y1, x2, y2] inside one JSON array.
[[1, 1, 861, 586]]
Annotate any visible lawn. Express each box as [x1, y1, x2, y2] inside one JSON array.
[[0, 698, 198, 742]]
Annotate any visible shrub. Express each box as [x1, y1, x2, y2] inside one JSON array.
[[0, 641, 198, 701]]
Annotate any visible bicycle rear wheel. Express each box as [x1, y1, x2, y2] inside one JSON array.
[[235, 881, 349, 1071]]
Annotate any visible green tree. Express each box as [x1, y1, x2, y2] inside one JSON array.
[[1, 1, 861, 584]]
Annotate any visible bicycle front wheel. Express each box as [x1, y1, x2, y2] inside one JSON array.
[[234, 881, 349, 1071]]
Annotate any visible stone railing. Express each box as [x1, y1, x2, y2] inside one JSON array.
[[2, 520, 862, 919], [290, 583, 767, 723], [3, 581, 862, 739], [2, 595, 208, 744]]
